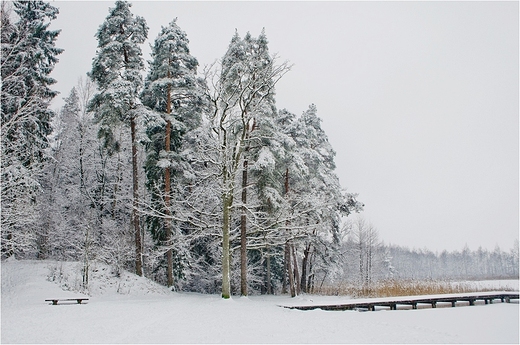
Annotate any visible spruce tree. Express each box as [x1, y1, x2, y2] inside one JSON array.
[[88, 1, 148, 276], [1, 0, 62, 258]]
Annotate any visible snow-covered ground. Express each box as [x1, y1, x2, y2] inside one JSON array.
[[2, 260, 518, 344]]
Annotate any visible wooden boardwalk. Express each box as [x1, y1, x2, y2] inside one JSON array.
[[283, 291, 519, 312]]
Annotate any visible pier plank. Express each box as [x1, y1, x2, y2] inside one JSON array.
[[282, 292, 519, 312]]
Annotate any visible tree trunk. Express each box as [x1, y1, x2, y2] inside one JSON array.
[[37, 229, 48, 260], [240, 121, 255, 297], [367, 244, 372, 288], [4, 232, 13, 258], [79, 130, 85, 191], [282, 241, 288, 294], [130, 116, 143, 277], [308, 249, 316, 293], [266, 250, 272, 294], [111, 148, 122, 219], [291, 243, 301, 295], [165, 82, 173, 287], [286, 241, 295, 297], [284, 167, 289, 294], [240, 157, 248, 296], [222, 193, 232, 299], [285, 167, 289, 196], [301, 243, 311, 293], [284, 167, 296, 297], [359, 238, 363, 286], [82, 225, 90, 289]]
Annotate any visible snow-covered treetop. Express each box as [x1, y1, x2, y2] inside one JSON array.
[[90, 1, 147, 91], [7, 0, 63, 97], [89, 1, 148, 122], [142, 18, 200, 119]]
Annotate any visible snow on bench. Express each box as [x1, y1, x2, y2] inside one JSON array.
[[45, 298, 89, 305]]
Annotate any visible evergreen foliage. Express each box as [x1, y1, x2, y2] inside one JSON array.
[[141, 18, 203, 286], [2, 1, 517, 297], [88, 0, 148, 276], [88, 0, 148, 131], [1, 0, 62, 258]]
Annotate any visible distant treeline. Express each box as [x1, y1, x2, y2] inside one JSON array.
[[338, 217, 519, 287]]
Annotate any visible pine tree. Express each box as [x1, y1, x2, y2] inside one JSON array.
[[252, 109, 297, 294], [291, 104, 362, 293], [270, 108, 300, 296], [141, 18, 202, 287], [88, 1, 148, 276], [1, 0, 62, 258], [269, 106, 362, 296]]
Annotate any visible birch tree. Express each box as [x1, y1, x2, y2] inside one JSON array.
[[203, 30, 290, 298], [234, 31, 278, 296]]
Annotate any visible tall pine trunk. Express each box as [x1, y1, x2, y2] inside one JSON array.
[[130, 116, 143, 277], [291, 243, 301, 295], [283, 167, 296, 297], [282, 242, 288, 294], [111, 145, 123, 219], [286, 241, 295, 297], [165, 82, 173, 287]]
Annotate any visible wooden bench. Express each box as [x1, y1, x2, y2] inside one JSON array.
[[45, 298, 89, 305]]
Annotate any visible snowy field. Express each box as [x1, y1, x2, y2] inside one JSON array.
[[2, 260, 518, 344]]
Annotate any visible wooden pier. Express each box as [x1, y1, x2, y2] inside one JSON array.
[[283, 291, 519, 312]]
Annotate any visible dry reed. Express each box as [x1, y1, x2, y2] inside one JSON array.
[[315, 279, 516, 298]]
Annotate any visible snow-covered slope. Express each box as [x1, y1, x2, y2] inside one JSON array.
[[44, 260, 172, 297], [2, 259, 518, 344]]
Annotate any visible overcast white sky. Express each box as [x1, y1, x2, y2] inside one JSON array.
[[48, 1, 519, 252]]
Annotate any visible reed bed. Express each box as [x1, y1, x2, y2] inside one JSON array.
[[315, 279, 516, 298]]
